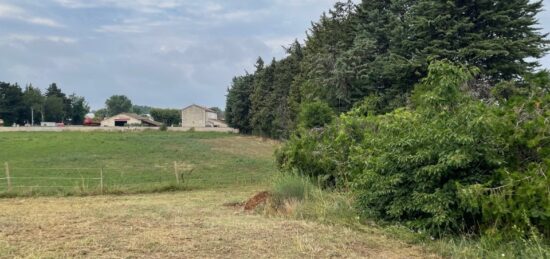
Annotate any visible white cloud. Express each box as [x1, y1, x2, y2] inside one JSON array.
[[0, 3, 63, 27], [28, 17, 63, 27], [54, 0, 182, 13], [3, 34, 77, 44], [45, 36, 78, 44]]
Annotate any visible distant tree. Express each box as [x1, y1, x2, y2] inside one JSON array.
[[44, 96, 65, 122], [0, 82, 25, 125], [45, 83, 72, 122], [132, 105, 153, 115], [68, 94, 90, 125], [22, 85, 44, 125], [150, 108, 181, 126], [94, 108, 109, 119], [105, 95, 132, 116]]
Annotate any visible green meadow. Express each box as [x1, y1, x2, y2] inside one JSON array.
[[0, 131, 278, 196]]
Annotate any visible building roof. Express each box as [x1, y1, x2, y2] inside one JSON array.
[[182, 104, 216, 113], [107, 113, 163, 127]]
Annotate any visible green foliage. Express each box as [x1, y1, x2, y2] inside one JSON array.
[[226, 74, 254, 134], [0, 82, 25, 125], [150, 108, 181, 126], [277, 61, 550, 238], [297, 101, 334, 129], [271, 173, 316, 207], [68, 94, 90, 125], [0, 82, 89, 125], [94, 108, 108, 119], [22, 85, 44, 125], [43, 96, 65, 122], [105, 95, 133, 116], [225, 0, 548, 139]]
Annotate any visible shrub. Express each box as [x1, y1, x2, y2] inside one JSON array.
[[277, 60, 550, 237], [297, 101, 334, 129], [159, 124, 168, 131], [270, 173, 316, 207]]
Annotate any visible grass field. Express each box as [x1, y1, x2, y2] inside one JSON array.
[[0, 131, 436, 258], [0, 132, 278, 196]]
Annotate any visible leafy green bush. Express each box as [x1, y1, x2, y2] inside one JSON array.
[[297, 101, 335, 129], [277, 60, 549, 237]]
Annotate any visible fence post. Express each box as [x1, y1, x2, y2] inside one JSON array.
[[100, 167, 104, 194], [4, 162, 11, 192], [174, 161, 180, 184]]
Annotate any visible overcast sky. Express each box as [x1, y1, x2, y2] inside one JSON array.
[[0, 0, 549, 110]]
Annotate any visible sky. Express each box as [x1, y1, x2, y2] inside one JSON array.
[[0, 0, 549, 111]]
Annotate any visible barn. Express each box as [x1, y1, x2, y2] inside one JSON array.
[[101, 113, 162, 127], [181, 104, 228, 128]]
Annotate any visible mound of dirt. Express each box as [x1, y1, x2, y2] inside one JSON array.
[[243, 191, 271, 211]]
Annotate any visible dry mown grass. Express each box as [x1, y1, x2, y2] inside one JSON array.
[[201, 136, 280, 160], [0, 188, 436, 258]]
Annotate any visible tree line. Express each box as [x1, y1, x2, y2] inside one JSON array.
[[0, 82, 89, 126], [225, 0, 548, 139]]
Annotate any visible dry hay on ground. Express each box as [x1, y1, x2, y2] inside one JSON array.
[[0, 189, 438, 258]]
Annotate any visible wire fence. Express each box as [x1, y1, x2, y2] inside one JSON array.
[[0, 162, 262, 196]]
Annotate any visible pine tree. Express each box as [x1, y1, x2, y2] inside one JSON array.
[[406, 0, 549, 81], [226, 74, 254, 133], [250, 58, 276, 136]]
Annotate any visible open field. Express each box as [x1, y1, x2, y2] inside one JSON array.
[[0, 189, 434, 258], [0, 132, 277, 196]]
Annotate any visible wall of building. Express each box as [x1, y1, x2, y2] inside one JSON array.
[[100, 114, 142, 127], [206, 111, 218, 120], [181, 106, 206, 127]]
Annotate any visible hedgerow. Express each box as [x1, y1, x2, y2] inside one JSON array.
[[276, 60, 549, 237]]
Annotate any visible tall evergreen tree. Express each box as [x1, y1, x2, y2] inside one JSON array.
[[226, 74, 254, 133], [406, 0, 549, 81], [270, 41, 304, 138], [0, 82, 25, 125], [250, 57, 276, 136]]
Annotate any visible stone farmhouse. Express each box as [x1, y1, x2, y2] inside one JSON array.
[[181, 104, 228, 128], [101, 113, 162, 127]]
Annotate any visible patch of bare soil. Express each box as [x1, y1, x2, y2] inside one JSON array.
[[243, 191, 271, 211]]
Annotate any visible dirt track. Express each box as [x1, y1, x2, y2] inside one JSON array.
[[0, 189, 436, 258]]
